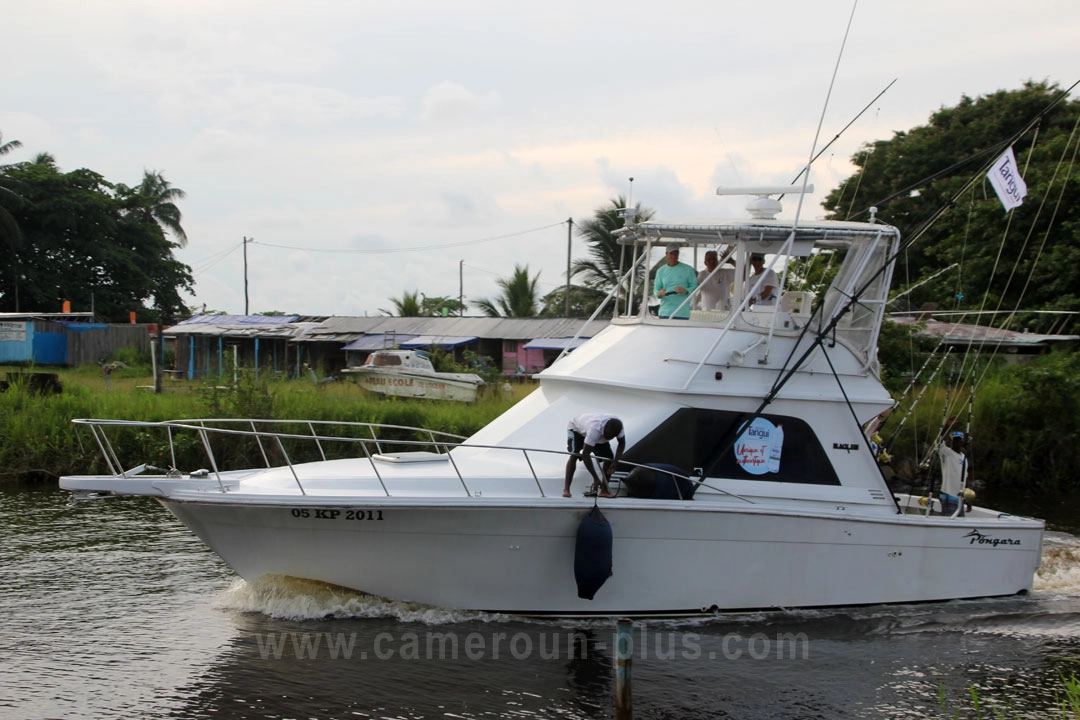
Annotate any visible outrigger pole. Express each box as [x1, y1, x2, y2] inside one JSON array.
[[757, 80, 1080, 416], [700, 83, 1080, 481]]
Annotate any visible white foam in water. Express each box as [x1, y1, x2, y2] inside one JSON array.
[[216, 575, 509, 624], [1033, 531, 1080, 594]]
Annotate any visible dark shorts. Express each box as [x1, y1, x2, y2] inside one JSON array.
[[568, 430, 614, 458]]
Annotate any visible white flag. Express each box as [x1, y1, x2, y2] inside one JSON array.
[[987, 146, 1027, 211]]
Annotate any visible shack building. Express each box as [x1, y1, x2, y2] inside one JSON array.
[[0, 312, 151, 367], [164, 315, 608, 380]]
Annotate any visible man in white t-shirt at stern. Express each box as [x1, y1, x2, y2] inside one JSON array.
[[563, 414, 626, 498]]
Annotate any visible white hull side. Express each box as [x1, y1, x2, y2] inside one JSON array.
[[348, 369, 481, 401], [161, 499, 1042, 615]]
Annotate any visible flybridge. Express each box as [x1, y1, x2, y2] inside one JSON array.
[[605, 186, 902, 372]]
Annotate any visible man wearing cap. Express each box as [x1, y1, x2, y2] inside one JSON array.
[[654, 244, 697, 319], [697, 250, 735, 311]]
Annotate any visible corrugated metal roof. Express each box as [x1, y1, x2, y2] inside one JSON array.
[[342, 333, 420, 351], [0, 312, 98, 323], [523, 337, 589, 351], [306, 316, 607, 339], [400, 335, 478, 350], [177, 314, 300, 326], [892, 316, 1079, 347], [166, 315, 609, 342]]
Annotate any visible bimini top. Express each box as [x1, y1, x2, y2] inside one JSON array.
[[622, 216, 901, 254]]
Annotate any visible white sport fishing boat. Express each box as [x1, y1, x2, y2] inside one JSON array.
[[341, 349, 485, 402], [60, 187, 1044, 616]]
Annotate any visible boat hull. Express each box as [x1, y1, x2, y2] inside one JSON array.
[[160, 498, 1043, 615], [345, 369, 482, 401]]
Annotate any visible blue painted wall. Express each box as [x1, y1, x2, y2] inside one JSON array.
[[0, 322, 34, 363], [33, 333, 68, 364]]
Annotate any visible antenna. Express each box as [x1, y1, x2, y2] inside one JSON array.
[[618, 178, 639, 225], [716, 185, 815, 219]]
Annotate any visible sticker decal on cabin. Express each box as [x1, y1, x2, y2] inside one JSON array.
[[735, 418, 784, 475]]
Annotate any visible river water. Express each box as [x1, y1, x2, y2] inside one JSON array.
[[3, 486, 1080, 720]]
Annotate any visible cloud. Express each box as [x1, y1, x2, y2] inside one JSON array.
[[159, 81, 405, 128], [420, 82, 501, 125]]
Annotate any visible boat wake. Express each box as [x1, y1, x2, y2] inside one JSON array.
[[215, 575, 510, 625], [1033, 530, 1080, 594]]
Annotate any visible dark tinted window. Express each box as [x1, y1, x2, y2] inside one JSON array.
[[625, 408, 839, 485]]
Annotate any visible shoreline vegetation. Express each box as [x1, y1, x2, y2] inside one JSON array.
[[3, 350, 1079, 523], [0, 359, 529, 486]]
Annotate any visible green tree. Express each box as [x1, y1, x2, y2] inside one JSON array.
[[382, 291, 467, 317], [822, 81, 1080, 332], [0, 132, 26, 303], [381, 290, 423, 316], [572, 196, 656, 316], [0, 160, 194, 322], [420, 294, 467, 317], [116, 170, 189, 247], [539, 285, 609, 317], [474, 264, 541, 317]]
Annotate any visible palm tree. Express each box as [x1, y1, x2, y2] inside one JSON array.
[[474, 265, 541, 317], [120, 170, 188, 247], [572, 196, 655, 314], [380, 290, 423, 316], [0, 132, 26, 310], [0, 132, 25, 252]]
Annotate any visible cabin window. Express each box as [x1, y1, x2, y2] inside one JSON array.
[[371, 354, 402, 367], [625, 408, 839, 485]]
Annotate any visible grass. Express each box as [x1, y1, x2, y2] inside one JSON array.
[[0, 363, 535, 484], [938, 670, 1080, 719]]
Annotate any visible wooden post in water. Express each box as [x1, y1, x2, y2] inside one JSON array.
[[615, 619, 633, 719]]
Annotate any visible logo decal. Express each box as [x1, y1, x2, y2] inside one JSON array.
[[963, 529, 1021, 547]]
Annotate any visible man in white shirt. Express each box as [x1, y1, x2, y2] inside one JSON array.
[[937, 431, 968, 515], [564, 414, 626, 498], [697, 250, 735, 311], [749, 254, 780, 306]]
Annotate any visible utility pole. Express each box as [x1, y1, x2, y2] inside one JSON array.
[[459, 259, 464, 316], [565, 217, 573, 317], [243, 236, 253, 315]]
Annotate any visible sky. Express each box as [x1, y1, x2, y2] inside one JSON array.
[[3, 0, 1077, 318]]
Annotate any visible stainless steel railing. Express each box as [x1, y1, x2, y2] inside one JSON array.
[[71, 417, 754, 503]]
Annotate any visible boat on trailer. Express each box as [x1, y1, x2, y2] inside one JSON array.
[[60, 188, 1044, 616], [341, 349, 485, 402]]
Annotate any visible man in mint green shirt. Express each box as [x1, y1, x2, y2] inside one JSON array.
[[654, 244, 698, 319]]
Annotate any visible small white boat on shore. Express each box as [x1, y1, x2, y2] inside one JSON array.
[[341, 349, 485, 402], [60, 187, 1044, 617]]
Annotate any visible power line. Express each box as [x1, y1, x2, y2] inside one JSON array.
[[187, 242, 243, 274], [251, 221, 567, 254]]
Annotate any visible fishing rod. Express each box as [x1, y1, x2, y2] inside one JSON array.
[[848, 78, 1080, 223], [887, 263, 959, 306], [951, 358, 977, 518], [690, 82, 1080, 484], [758, 80, 1080, 414], [883, 345, 952, 450], [781, 78, 897, 201]]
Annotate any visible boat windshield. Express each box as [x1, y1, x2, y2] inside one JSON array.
[[608, 216, 900, 367], [368, 353, 403, 367]]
